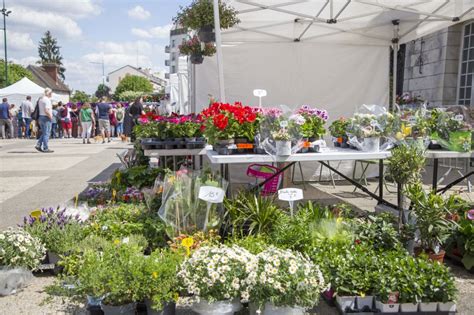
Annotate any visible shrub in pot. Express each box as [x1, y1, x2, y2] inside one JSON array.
[[329, 117, 350, 147], [177, 244, 255, 315], [139, 249, 183, 315], [249, 247, 326, 315], [179, 36, 216, 64], [273, 128, 292, 156], [407, 184, 456, 262]]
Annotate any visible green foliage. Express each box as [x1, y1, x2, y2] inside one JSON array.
[[350, 213, 402, 251], [117, 90, 145, 102], [226, 234, 270, 254], [329, 118, 350, 138], [37, 30, 66, 80], [140, 249, 182, 310], [95, 83, 111, 99], [0, 228, 46, 270], [115, 74, 153, 96], [26, 221, 85, 255], [110, 165, 165, 191], [407, 184, 456, 252], [0, 60, 34, 88], [224, 192, 284, 237], [174, 0, 240, 30], [71, 90, 90, 103], [388, 144, 426, 186], [86, 204, 168, 249]]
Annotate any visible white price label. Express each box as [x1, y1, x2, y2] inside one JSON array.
[[454, 114, 464, 121], [408, 117, 417, 124], [278, 188, 304, 202], [280, 120, 288, 128], [199, 186, 225, 203]]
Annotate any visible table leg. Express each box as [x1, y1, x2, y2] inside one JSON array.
[[173, 156, 177, 171], [379, 159, 384, 202], [200, 155, 203, 170], [432, 158, 439, 191], [192, 155, 196, 170]]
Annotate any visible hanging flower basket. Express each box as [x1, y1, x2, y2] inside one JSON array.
[[190, 53, 204, 64], [198, 25, 215, 43]]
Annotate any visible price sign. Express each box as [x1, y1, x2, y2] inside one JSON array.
[[280, 120, 288, 128], [237, 143, 254, 149], [199, 186, 225, 203], [253, 89, 267, 97], [454, 114, 464, 121], [408, 117, 417, 124], [278, 188, 304, 201]]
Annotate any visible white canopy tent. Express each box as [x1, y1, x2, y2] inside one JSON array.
[[195, 0, 474, 114], [0, 77, 43, 106]]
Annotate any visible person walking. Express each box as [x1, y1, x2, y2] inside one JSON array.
[[79, 102, 95, 144], [35, 88, 54, 153], [70, 103, 80, 138], [21, 96, 34, 138], [96, 97, 112, 143], [59, 102, 72, 138], [0, 98, 13, 139], [115, 103, 125, 138]]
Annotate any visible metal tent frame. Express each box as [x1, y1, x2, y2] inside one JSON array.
[[212, 0, 474, 103]]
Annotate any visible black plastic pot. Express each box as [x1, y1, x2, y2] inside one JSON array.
[[195, 141, 206, 149], [164, 140, 176, 150], [186, 143, 196, 149], [254, 147, 266, 154], [190, 53, 204, 64], [174, 138, 185, 149], [198, 25, 216, 43], [299, 137, 310, 153]]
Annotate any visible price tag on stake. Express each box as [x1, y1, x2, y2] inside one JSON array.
[[199, 186, 225, 204], [454, 114, 464, 121], [278, 188, 304, 216]]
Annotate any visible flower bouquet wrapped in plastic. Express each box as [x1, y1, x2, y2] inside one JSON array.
[[427, 106, 472, 152], [346, 105, 396, 152], [158, 169, 228, 238]]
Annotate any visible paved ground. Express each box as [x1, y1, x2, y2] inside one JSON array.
[[0, 138, 129, 229]]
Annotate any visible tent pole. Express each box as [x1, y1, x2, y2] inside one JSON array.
[[213, 0, 226, 102], [392, 20, 400, 107]]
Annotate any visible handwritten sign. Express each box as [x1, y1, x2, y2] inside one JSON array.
[[408, 117, 417, 124], [454, 114, 464, 121], [278, 188, 304, 201], [253, 89, 267, 97], [199, 186, 225, 203]]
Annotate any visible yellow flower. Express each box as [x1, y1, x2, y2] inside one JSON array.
[[336, 217, 343, 224], [360, 292, 366, 297], [152, 272, 158, 279], [181, 237, 194, 248], [114, 239, 120, 245], [173, 293, 179, 302]]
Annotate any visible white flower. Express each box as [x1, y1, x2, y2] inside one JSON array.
[[19, 246, 27, 253], [0, 234, 5, 240], [289, 264, 298, 275]]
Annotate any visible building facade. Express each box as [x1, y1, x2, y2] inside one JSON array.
[[403, 20, 473, 107], [165, 27, 188, 79], [107, 65, 167, 94]]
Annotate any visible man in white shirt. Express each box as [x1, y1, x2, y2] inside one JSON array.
[[35, 88, 54, 153], [21, 96, 34, 138]]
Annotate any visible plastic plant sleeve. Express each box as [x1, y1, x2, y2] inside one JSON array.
[[259, 105, 304, 156], [347, 104, 396, 152], [0, 267, 33, 296], [428, 106, 472, 152]]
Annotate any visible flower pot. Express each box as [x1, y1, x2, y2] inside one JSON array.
[[186, 143, 196, 149], [362, 137, 380, 152], [336, 296, 356, 312], [438, 302, 456, 312], [276, 140, 292, 156], [400, 302, 418, 312], [164, 140, 176, 150], [419, 302, 438, 312], [198, 25, 216, 43], [191, 299, 242, 315], [334, 141, 341, 148], [101, 303, 136, 315], [357, 296, 374, 311], [185, 137, 197, 143], [174, 138, 185, 149], [262, 302, 305, 315], [414, 248, 446, 263], [375, 300, 399, 313], [144, 299, 176, 315], [190, 53, 204, 64]]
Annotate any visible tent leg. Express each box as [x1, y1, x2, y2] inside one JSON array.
[[214, 0, 226, 102], [392, 20, 400, 106]]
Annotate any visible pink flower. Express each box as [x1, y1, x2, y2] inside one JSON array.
[[467, 209, 474, 220]]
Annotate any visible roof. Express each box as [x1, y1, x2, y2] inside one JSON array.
[[27, 65, 71, 94], [108, 65, 167, 86]]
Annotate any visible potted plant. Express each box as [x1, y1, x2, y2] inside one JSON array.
[[0, 227, 46, 270], [296, 105, 328, 152], [406, 184, 456, 262], [273, 128, 292, 156], [249, 247, 325, 315], [23, 207, 85, 266], [177, 244, 255, 315], [397, 257, 422, 313], [329, 117, 349, 148], [428, 108, 472, 152], [140, 249, 182, 315], [174, 0, 240, 43], [179, 36, 216, 64], [77, 240, 145, 315]]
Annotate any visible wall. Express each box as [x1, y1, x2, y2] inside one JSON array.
[[403, 24, 463, 106]]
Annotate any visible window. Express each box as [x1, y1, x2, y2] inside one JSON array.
[[171, 66, 176, 73], [172, 39, 175, 48], [171, 53, 176, 61], [458, 22, 474, 105]]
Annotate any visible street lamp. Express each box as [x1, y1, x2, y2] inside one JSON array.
[[1, 0, 11, 86]]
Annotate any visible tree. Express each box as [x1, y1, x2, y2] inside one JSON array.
[[38, 31, 66, 80], [0, 60, 34, 88], [95, 83, 111, 99], [114, 74, 153, 96], [71, 90, 90, 103]]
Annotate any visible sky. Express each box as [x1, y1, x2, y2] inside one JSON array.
[[6, 0, 191, 94]]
